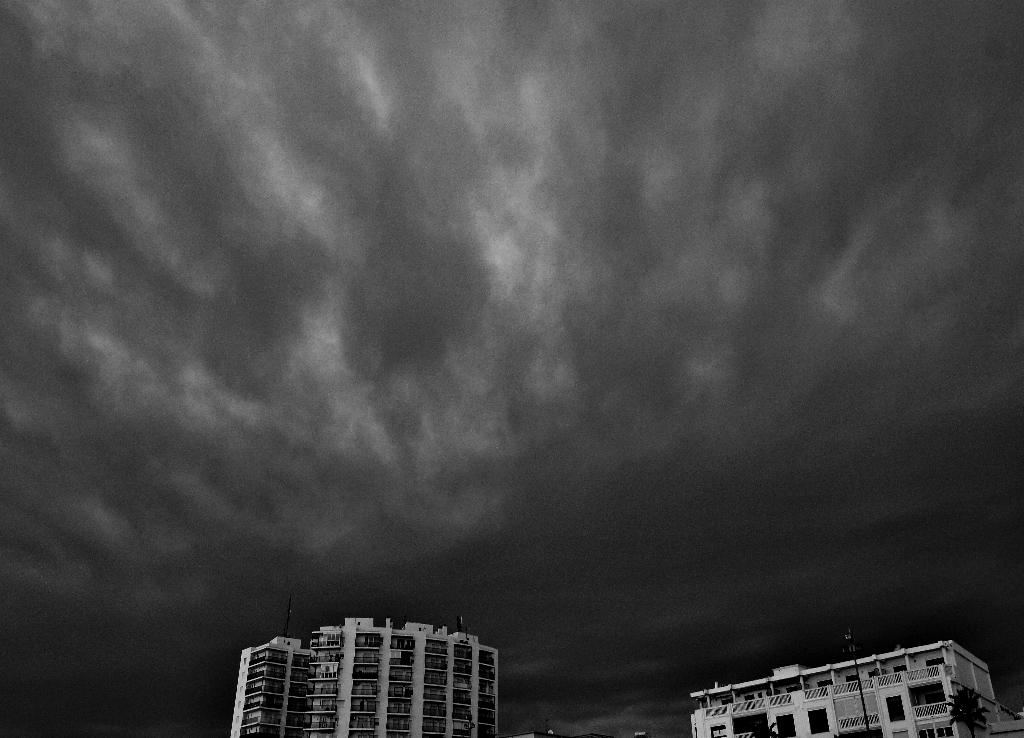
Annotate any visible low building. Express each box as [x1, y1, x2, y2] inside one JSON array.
[[230, 635, 311, 738], [690, 641, 1017, 738]]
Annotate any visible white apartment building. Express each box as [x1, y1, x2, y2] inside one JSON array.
[[691, 641, 1018, 738], [304, 617, 498, 738], [231, 635, 311, 738]]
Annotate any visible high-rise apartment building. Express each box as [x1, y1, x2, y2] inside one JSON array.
[[690, 641, 1018, 738], [305, 618, 498, 738], [231, 635, 311, 738]]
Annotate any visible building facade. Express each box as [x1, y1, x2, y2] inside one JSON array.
[[231, 635, 311, 738], [691, 641, 1017, 738], [305, 617, 498, 738]]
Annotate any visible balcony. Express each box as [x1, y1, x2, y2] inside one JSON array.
[[389, 668, 413, 682], [767, 695, 792, 708], [388, 702, 412, 715], [354, 634, 383, 648], [838, 715, 880, 733], [310, 684, 339, 696], [311, 635, 343, 649], [453, 662, 472, 676], [907, 666, 943, 685], [733, 699, 766, 715], [877, 673, 905, 688], [251, 650, 290, 666], [309, 667, 339, 681], [355, 654, 381, 664], [425, 643, 449, 655], [307, 699, 338, 713], [804, 687, 831, 701], [305, 716, 338, 730], [914, 704, 950, 719], [834, 680, 875, 696], [312, 651, 343, 664], [353, 684, 380, 696]]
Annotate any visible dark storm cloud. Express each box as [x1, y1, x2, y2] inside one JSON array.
[[2, 1, 1024, 736]]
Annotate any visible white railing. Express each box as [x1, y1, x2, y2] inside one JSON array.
[[735, 732, 754, 738], [803, 687, 830, 700], [914, 704, 949, 719], [834, 680, 874, 695], [768, 694, 793, 707], [838, 715, 880, 732], [706, 706, 730, 717], [877, 673, 904, 688], [907, 666, 942, 683], [733, 699, 766, 714]]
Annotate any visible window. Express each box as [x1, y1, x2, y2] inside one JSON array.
[[937, 728, 953, 737], [920, 730, 935, 738], [887, 696, 906, 722], [786, 686, 801, 693], [816, 680, 833, 688], [847, 675, 860, 682], [776, 714, 796, 738], [710, 726, 726, 738], [808, 709, 830, 734], [893, 665, 907, 673], [926, 658, 944, 667]]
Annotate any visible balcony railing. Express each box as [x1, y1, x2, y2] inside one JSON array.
[[309, 667, 339, 680], [914, 704, 950, 719], [804, 687, 831, 700], [425, 643, 449, 655], [355, 654, 381, 664], [311, 635, 343, 649], [834, 680, 874, 695], [838, 715, 880, 732], [312, 652, 344, 663], [353, 684, 379, 696], [875, 673, 903, 688], [305, 716, 338, 730], [307, 700, 338, 713], [907, 666, 942, 684], [733, 699, 766, 714], [768, 694, 793, 707]]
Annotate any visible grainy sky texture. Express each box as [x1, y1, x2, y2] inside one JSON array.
[[2, 1, 1024, 736]]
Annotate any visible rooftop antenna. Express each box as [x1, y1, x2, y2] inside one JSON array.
[[281, 594, 293, 638], [457, 615, 464, 633]]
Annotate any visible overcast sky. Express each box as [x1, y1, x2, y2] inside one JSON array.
[[2, 1, 1024, 736]]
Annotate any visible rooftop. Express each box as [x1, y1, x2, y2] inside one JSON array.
[[690, 640, 982, 697]]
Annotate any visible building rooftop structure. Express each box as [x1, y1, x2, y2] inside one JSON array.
[[691, 641, 1017, 738]]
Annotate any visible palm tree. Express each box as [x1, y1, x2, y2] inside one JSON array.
[[948, 687, 989, 738]]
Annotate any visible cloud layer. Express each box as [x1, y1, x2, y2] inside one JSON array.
[[2, 1, 1024, 736]]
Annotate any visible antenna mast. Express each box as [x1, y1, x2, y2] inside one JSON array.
[[282, 594, 293, 638]]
